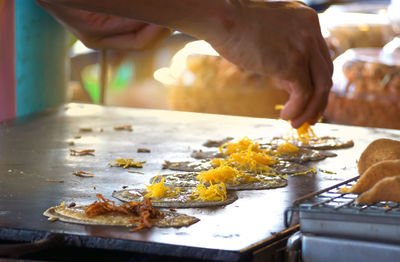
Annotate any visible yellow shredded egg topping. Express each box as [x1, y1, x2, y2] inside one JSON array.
[[197, 165, 242, 184], [109, 158, 144, 168], [144, 177, 179, 198], [294, 122, 319, 143], [210, 158, 225, 167], [240, 173, 257, 183], [338, 186, 350, 194], [192, 183, 227, 201], [216, 137, 278, 173], [291, 165, 317, 176], [276, 142, 299, 155], [227, 150, 277, 173], [219, 136, 262, 155]]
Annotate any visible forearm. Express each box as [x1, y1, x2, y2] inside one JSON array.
[[40, 0, 235, 44]]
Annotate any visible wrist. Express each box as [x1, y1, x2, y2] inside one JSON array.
[[187, 0, 239, 46]]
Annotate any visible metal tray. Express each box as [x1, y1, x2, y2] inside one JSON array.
[[286, 176, 400, 244]]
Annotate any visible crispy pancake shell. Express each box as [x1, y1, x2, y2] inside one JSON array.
[[358, 138, 400, 175], [356, 175, 400, 204]]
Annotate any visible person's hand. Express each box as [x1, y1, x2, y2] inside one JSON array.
[[207, 1, 333, 128], [36, 0, 331, 127], [36, 0, 172, 51]]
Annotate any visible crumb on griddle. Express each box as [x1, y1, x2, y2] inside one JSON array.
[[318, 168, 336, 174], [109, 158, 145, 168], [114, 125, 133, 131], [79, 127, 93, 132], [68, 202, 76, 208], [128, 170, 145, 174], [68, 141, 75, 146], [137, 148, 151, 153], [73, 171, 94, 177], [70, 149, 95, 156], [45, 179, 64, 183]]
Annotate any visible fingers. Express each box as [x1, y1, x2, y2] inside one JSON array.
[[277, 6, 333, 128], [279, 72, 313, 124], [289, 40, 332, 128]]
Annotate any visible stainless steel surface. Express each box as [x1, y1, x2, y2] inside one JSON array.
[[302, 234, 400, 262], [1, 103, 400, 260], [286, 231, 301, 262]]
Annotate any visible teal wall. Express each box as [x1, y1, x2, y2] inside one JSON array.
[[15, 0, 68, 117]]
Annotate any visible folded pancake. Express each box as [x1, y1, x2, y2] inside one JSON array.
[[340, 160, 400, 194], [358, 138, 400, 175], [44, 195, 199, 230], [356, 175, 400, 204]]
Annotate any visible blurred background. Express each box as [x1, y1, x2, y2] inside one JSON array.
[[66, 0, 400, 129]]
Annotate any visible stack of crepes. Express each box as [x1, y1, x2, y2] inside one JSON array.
[[340, 138, 400, 204]]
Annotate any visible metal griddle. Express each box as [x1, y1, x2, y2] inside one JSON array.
[[1, 103, 400, 261]]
